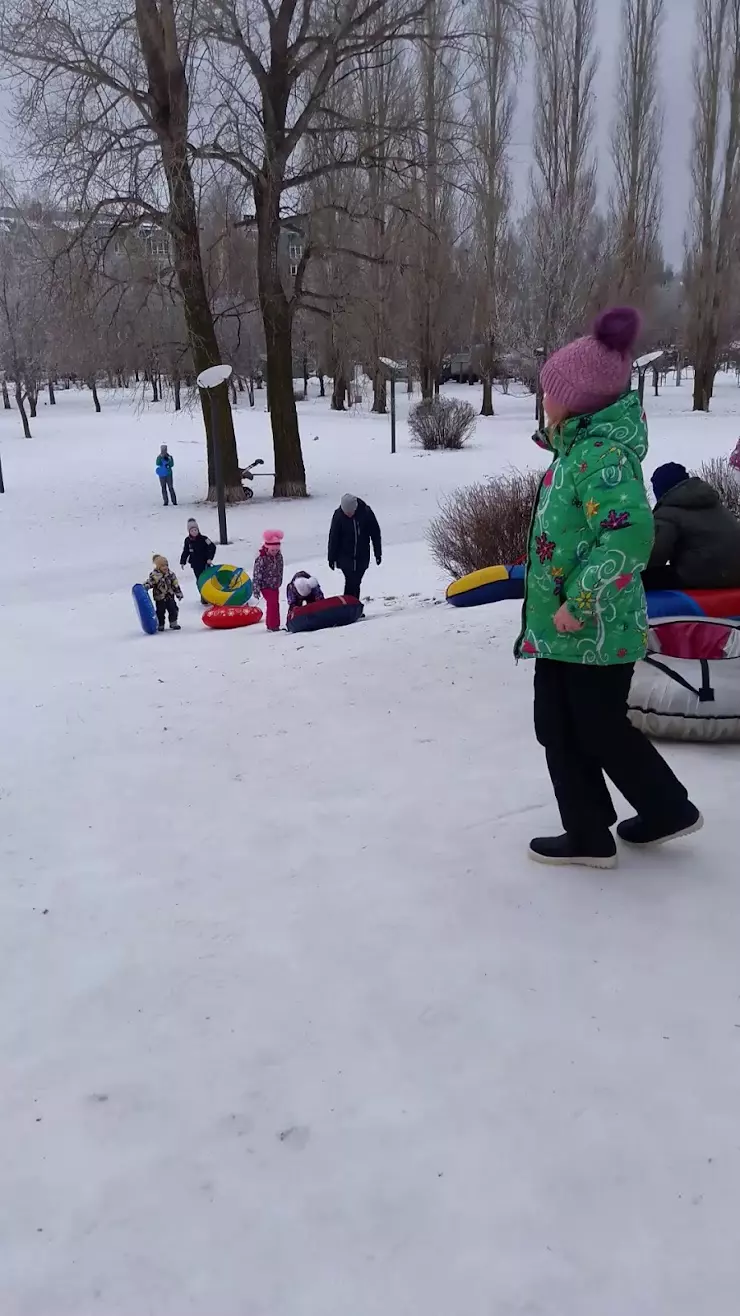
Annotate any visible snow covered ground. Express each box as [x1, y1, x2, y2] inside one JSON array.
[[2, 376, 740, 1315]]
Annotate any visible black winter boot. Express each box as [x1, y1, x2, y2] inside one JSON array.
[[529, 832, 617, 870], [617, 804, 703, 847]]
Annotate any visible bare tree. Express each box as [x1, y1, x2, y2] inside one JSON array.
[[519, 0, 602, 380], [201, 0, 424, 493], [0, 230, 50, 436], [687, 0, 740, 411], [0, 0, 246, 500], [465, 0, 525, 415], [611, 0, 664, 300]]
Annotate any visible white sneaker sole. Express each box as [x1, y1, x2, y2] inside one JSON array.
[[620, 813, 704, 848], [528, 849, 618, 870]]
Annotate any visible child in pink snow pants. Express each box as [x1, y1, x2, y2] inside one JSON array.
[[253, 529, 284, 631]]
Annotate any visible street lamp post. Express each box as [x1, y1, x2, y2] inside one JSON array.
[[534, 346, 545, 429], [379, 357, 405, 454], [197, 363, 233, 545]]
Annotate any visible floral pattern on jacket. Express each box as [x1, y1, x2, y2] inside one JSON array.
[[144, 567, 183, 602], [252, 546, 284, 594], [516, 390, 654, 666]]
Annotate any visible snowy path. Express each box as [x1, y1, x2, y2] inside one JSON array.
[[1, 385, 740, 1314]]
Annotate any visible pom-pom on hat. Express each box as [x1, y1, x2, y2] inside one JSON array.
[[540, 306, 642, 418], [295, 575, 314, 597], [262, 528, 284, 546]]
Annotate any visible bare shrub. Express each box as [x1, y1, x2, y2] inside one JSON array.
[[409, 397, 477, 450], [696, 458, 740, 517], [428, 470, 542, 577]]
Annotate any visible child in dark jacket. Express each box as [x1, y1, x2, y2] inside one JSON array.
[[144, 555, 183, 630], [252, 529, 284, 631], [180, 518, 216, 584], [286, 572, 323, 621]]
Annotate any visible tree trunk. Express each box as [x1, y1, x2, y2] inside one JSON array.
[[2, 380, 11, 409], [89, 378, 102, 413], [15, 383, 31, 438], [302, 354, 309, 400], [318, 373, 325, 398], [230, 378, 237, 405], [693, 360, 715, 411], [253, 178, 307, 496], [248, 377, 255, 407], [372, 369, 386, 413], [420, 361, 434, 401], [135, 0, 244, 503], [151, 375, 159, 403], [480, 377, 494, 416], [173, 376, 181, 411], [48, 380, 56, 405], [28, 388, 38, 419], [331, 373, 348, 410]]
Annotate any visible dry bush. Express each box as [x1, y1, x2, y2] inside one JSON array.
[[409, 397, 477, 450], [696, 457, 740, 517], [428, 470, 542, 577]]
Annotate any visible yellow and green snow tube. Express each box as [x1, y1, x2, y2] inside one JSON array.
[[198, 564, 253, 607]]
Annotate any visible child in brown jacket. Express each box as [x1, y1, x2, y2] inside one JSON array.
[[144, 555, 183, 631]]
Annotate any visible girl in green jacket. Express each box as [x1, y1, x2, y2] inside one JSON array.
[[520, 307, 701, 868]]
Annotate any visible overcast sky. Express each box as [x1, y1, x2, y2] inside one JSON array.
[[511, 0, 697, 269], [0, 0, 697, 265]]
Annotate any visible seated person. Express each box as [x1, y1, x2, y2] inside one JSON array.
[[286, 572, 324, 614], [643, 462, 740, 591]]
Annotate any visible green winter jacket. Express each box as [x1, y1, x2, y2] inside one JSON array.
[[516, 391, 654, 665]]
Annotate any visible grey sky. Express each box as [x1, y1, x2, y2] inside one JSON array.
[[511, 0, 697, 269], [0, 0, 697, 266]]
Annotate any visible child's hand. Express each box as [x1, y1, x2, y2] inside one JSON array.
[[553, 603, 584, 634]]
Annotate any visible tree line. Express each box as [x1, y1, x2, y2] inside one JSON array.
[[0, 0, 738, 499]]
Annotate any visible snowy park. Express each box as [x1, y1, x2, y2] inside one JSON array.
[[2, 378, 740, 1315]]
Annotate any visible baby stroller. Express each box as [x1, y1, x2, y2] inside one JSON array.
[[239, 458, 265, 500]]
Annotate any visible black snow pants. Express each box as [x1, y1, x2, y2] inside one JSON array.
[[533, 658, 689, 843], [155, 596, 179, 628]]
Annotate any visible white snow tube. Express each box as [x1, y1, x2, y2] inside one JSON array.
[[628, 617, 740, 742]]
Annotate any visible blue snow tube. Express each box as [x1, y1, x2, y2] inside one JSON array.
[[132, 583, 158, 635]]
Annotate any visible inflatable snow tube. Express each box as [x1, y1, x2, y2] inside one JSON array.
[[199, 564, 253, 607], [628, 618, 740, 741], [202, 604, 263, 630], [646, 586, 740, 621], [446, 563, 526, 608], [132, 583, 158, 635], [287, 595, 364, 633]]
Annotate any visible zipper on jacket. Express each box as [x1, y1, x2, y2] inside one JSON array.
[[514, 466, 549, 660]]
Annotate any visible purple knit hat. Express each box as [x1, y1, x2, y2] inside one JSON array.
[[540, 307, 642, 417]]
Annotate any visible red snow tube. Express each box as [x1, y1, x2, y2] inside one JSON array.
[[202, 604, 263, 630], [287, 595, 364, 633]]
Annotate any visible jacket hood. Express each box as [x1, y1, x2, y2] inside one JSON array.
[[657, 476, 719, 511], [550, 390, 647, 461]]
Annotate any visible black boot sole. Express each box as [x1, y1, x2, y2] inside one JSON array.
[[528, 847, 618, 870], [619, 813, 704, 848]]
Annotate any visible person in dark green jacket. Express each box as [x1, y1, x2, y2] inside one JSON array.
[[518, 307, 701, 869], [642, 462, 740, 590]]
